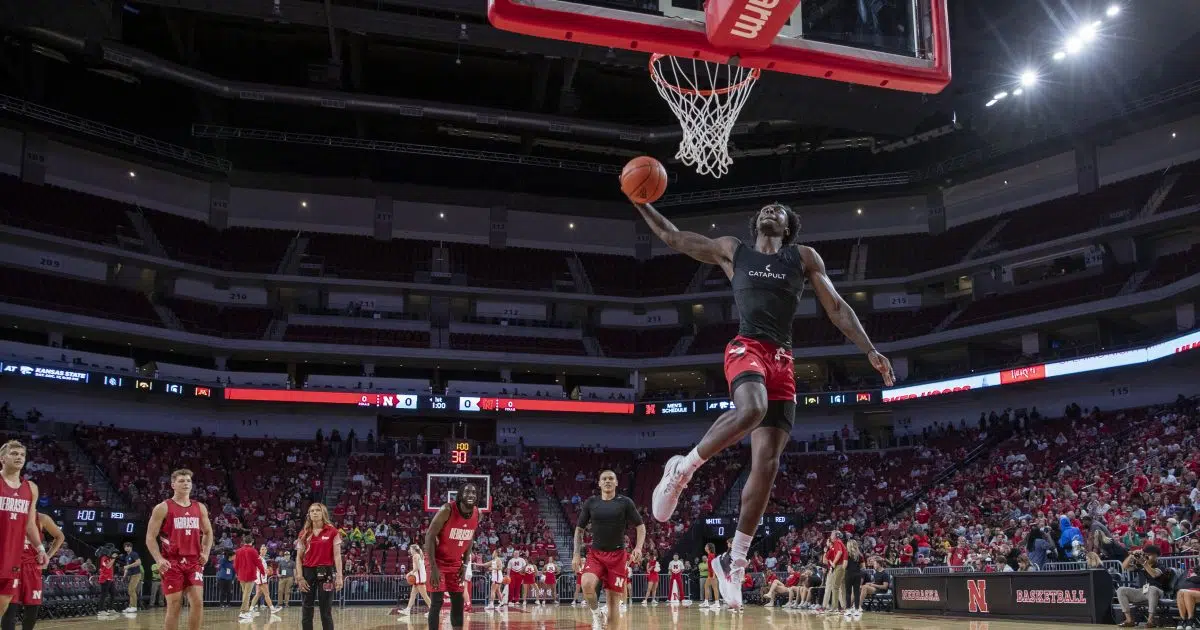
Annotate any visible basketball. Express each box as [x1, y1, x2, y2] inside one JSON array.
[[406, 574, 417, 585], [620, 156, 668, 204], [503, 576, 511, 585]]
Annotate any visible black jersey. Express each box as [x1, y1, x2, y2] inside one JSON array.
[[578, 495, 642, 552], [730, 243, 807, 348]]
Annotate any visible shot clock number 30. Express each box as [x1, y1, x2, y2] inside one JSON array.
[[449, 442, 471, 465]]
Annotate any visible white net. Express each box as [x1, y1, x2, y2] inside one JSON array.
[[650, 54, 761, 179]]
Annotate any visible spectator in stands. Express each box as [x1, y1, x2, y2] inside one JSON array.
[[1116, 545, 1173, 628], [1025, 528, 1052, 568]]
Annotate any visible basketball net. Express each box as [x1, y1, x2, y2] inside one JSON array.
[[650, 54, 760, 179]]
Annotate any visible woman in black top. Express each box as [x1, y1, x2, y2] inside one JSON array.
[[843, 541, 863, 616]]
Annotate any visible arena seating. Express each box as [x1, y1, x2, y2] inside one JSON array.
[[448, 333, 586, 356], [578, 253, 701, 297], [283, 325, 431, 348], [594, 328, 684, 358], [449, 245, 569, 291], [139, 210, 294, 272], [951, 267, 1131, 328], [1159, 160, 1200, 213], [303, 234, 433, 282], [1141, 244, 1200, 291], [0, 267, 161, 327], [863, 223, 997, 279], [222, 438, 330, 544], [164, 297, 275, 339], [0, 176, 133, 245], [991, 172, 1161, 252]]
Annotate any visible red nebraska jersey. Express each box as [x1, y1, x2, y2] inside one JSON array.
[[0, 480, 33, 577], [434, 502, 478, 568], [159, 499, 203, 561]]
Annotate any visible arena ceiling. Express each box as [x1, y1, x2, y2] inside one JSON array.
[[2, 0, 1199, 203]]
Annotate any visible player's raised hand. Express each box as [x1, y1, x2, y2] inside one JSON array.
[[868, 349, 895, 386]]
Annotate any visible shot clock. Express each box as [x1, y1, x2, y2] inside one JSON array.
[[449, 441, 471, 465]]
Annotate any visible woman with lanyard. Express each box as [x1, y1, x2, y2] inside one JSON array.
[[296, 503, 344, 630]]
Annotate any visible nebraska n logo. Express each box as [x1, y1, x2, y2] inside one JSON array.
[[967, 579, 989, 613]]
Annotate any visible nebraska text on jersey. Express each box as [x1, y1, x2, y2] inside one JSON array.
[[0, 496, 30, 516], [447, 527, 473, 542], [174, 516, 200, 530]]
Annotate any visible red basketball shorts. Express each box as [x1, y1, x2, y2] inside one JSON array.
[[723, 335, 795, 401], [13, 564, 41, 605], [161, 558, 203, 596], [431, 563, 465, 593], [583, 549, 628, 593]]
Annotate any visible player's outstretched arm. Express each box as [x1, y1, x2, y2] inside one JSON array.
[[799, 245, 895, 386], [632, 202, 738, 267]]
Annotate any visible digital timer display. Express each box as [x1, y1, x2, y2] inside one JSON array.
[[48, 507, 140, 538], [449, 441, 471, 465]]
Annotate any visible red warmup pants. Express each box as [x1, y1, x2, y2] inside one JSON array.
[[669, 574, 685, 601], [507, 571, 524, 602]]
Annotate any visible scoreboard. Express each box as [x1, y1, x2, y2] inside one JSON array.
[[48, 507, 141, 538]]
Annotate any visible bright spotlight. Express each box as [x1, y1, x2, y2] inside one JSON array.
[[1079, 23, 1098, 42], [1013, 88, 1024, 96], [1106, 4, 1120, 17], [1020, 70, 1038, 87], [994, 91, 1009, 100], [1053, 51, 1067, 61], [985, 99, 998, 108], [1065, 36, 1083, 54]]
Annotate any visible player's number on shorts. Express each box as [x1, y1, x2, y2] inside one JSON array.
[[614, 577, 625, 588]]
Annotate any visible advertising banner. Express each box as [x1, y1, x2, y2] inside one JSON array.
[[894, 571, 1113, 623]]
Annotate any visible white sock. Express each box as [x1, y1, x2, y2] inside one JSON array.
[[731, 531, 752, 563], [681, 448, 707, 475]]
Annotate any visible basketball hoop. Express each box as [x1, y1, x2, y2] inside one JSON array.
[[650, 54, 761, 179]]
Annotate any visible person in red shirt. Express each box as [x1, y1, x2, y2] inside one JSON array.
[[0, 441, 48, 621], [948, 538, 969, 568], [233, 535, 261, 619], [297, 502, 344, 630], [822, 532, 847, 611], [96, 549, 119, 617], [425, 483, 481, 630]]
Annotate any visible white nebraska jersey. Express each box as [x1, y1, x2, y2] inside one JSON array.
[[507, 557, 526, 573], [412, 556, 427, 583], [490, 558, 504, 581], [669, 560, 684, 574]]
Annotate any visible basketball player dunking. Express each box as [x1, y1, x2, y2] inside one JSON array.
[[424, 482, 480, 630], [146, 469, 213, 630], [1, 512, 63, 630], [0, 442, 48, 620], [572, 469, 644, 630], [633, 200, 894, 611]]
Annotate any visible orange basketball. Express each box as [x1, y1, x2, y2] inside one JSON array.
[[620, 156, 668, 204], [503, 576, 511, 585], [406, 574, 417, 585]]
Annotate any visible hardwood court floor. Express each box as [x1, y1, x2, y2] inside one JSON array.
[[24, 604, 1099, 629]]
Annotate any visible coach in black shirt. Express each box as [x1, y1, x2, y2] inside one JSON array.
[[572, 469, 645, 629]]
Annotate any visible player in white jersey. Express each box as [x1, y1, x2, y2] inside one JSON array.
[[485, 555, 505, 610]]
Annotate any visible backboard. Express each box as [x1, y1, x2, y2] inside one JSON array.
[[426, 473, 493, 513], [488, 0, 950, 94]]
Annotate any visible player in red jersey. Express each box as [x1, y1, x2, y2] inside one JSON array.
[[0, 442, 48, 620], [424, 482, 480, 630], [0, 512, 63, 630], [145, 469, 213, 630]]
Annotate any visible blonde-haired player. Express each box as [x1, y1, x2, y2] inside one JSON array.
[[0, 441, 48, 621], [485, 554, 505, 611], [395, 544, 432, 616]]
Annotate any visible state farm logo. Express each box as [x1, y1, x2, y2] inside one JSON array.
[[748, 263, 786, 280], [729, 0, 780, 40]]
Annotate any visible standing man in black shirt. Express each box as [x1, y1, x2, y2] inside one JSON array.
[[572, 470, 645, 630], [633, 198, 894, 611]]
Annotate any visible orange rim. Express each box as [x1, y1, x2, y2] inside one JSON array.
[[649, 53, 761, 97]]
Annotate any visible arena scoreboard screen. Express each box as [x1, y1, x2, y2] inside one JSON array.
[[703, 514, 795, 539], [48, 507, 141, 538]]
